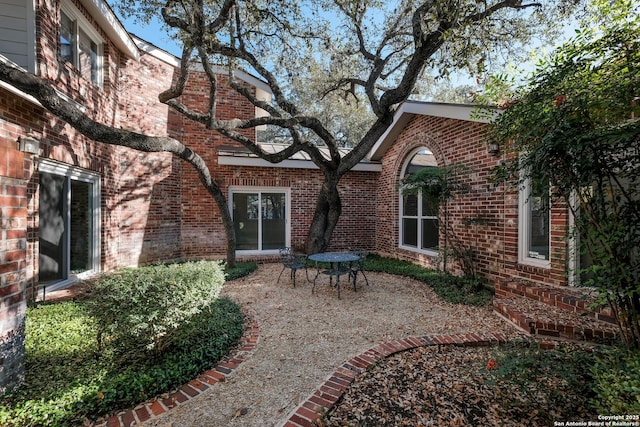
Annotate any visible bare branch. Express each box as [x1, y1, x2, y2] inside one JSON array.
[[197, 47, 219, 129], [158, 43, 194, 103], [208, 0, 236, 34]]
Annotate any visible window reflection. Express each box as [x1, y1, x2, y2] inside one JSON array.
[[233, 191, 287, 251], [59, 8, 101, 85], [400, 149, 439, 252]]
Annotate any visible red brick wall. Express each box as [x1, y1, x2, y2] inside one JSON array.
[[1, 0, 185, 392], [210, 166, 377, 258], [35, 0, 185, 270], [179, 73, 267, 256], [0, 86, 41, 393], [375, 114, 569, 286], [176, 71, 379, 257], [179, 71, 250, 257], [36, 0, 116, 121], [115, 50, 183, 266]]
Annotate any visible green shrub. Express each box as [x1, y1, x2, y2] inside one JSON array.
[[591, 346, 640, 414], [0, 297, 244, 427], [90, 297, 244, 413], [485, 342, 597, 421], [88, 260, 226, 361], [225, 261, 258, 281], [0, 301, 101, 426], [427, 274, 492, 306], [0, 260, 255, 425], [366, 254, 493, 306]]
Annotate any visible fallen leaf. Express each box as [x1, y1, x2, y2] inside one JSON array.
[[486, 358, 498, 370], [234, 407, 249, 418]]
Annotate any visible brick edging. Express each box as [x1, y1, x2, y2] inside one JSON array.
[[96, 309, 259, 427], [281, 332, 513, 427]]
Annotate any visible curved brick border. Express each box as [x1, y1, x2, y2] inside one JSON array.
[[281, 332, 514, 427], [95, 309, 259, 427]]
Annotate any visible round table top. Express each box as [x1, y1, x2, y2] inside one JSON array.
[[308, 252, 360, 263]]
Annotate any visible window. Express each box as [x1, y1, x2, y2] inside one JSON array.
[[230, 188, 289, 253], [568, 190, 599, 286], [38, 161, 101, 291], [399, 149, 439, 253], [59, 3, 102, 85], [519, 174, 550, 266]]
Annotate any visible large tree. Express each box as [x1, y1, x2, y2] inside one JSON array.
[[1, 0, 579, 264]]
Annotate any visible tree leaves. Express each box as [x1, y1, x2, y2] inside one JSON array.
[[484, 1, 640, 348]]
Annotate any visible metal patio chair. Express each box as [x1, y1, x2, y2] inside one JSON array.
[[277, 247, 309, 287], [348, 249, 370, 288]]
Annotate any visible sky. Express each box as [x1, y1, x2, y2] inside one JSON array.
[[116, 14, 183, 56], [114, 7, 578, 92]]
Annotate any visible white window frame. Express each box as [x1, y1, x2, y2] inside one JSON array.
[[38, 159, 101, 292], [398, 149, 439, 256], [60, 0, 104, 86], [518, 173, 551, 268], [568, 190, 579, 285], [229, 186, 291, 256]]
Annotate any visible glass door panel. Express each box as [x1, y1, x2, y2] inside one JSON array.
[[261, 193, 286, 250], [233, 193, 259, 250], [70, 180, 93, 274], [38, 165, 99, 285], [39, 172, 67, 283], [232, 190, 287, 251]]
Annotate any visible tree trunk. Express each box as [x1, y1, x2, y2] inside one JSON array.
[[220, 192, 236, 268], [306, 175, 342, 254], [208, 185, 237, 268]]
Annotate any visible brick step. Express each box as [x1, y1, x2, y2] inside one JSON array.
[[495, 281, 616, 325], [493, 295, 619, 345]]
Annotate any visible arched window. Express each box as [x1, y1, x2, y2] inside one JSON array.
[[399, 149, 439, 254]]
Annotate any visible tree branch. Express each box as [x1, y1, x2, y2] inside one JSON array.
[[0, 60, 230, 225]]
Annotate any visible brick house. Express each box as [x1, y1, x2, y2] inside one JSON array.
[[368, 101, 574, 287], [0, 0, 580, 394], [0, 0, 380, 393]]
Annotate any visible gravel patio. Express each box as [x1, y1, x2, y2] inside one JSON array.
[[128, 262, 527, 427]]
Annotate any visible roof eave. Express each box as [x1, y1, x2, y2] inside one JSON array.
[[217, 154, 382, 172], [367, 101, 497, 161], [132, 36, 272, 96], [80, 0, 140, 61], [217, 145, 382, 172]]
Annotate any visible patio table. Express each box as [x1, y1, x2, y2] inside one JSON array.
[[308, 252, 360, 299]]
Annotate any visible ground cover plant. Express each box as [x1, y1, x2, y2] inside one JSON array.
[[364, 253, 493, 306], [590, 346, 640, 414], [0, 261, 253, 427], [322, 254, 640, 424], [225, 261, 258, 281], [325, 341, 640, 426]]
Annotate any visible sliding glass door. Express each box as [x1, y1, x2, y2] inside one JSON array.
[[39, 161, 100, 287], [231, 188, 288, 252]]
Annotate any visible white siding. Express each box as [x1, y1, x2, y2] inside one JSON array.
[[0, 0, 36, 72]]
